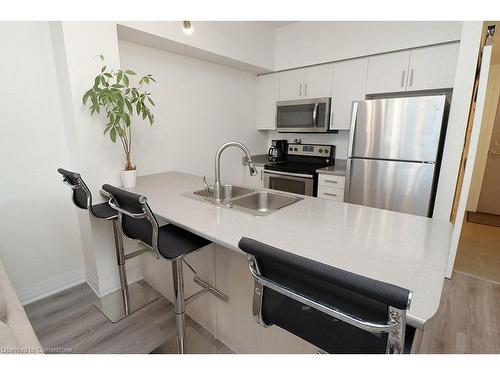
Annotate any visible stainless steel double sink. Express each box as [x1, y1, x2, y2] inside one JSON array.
[[191, 185, 302, 216]]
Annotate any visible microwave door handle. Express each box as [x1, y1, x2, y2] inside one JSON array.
[[312, 102, 319, 126]]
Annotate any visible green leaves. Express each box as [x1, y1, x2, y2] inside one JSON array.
[[81, 57, 157, 156], [116, 71, 123, 84]]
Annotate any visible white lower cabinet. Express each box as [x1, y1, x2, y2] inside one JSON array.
[[243, 165, 264, 188], [318, 186, 344, 202], [141, 243, 319, 353], [317, 173, 345, 202]]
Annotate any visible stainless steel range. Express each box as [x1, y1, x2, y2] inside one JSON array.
[[264, 143, 335, 197]]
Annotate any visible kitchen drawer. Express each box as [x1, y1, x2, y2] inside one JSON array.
[[318, 186, 344, 202], [318, 174, 345, 188]]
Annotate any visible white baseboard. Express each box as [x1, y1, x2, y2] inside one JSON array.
[[86, 264, 143, 298], [85, 268, 100, 296], [16, 263, 144, 305], [17, 267, 86, 305]]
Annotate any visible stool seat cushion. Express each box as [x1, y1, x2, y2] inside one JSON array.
[[158, 224, 211, 259], [122, 217, 210, 259], [91, 202, 117, 219]]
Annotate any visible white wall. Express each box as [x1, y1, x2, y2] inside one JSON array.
[[118, 21, 276, 73], [0, 22, 85, 303], [275, 21, 462, 70], [51, 21, 146, 297], [118, 40, 268, 185]]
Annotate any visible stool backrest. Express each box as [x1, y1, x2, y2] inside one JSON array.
[[102, 184, 161, 257], [57, 168, 92, 210], [238, 237, 413, 354]]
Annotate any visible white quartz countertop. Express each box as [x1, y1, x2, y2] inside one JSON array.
[[124, 171, 453, 329], [316, 160, 347, 176]]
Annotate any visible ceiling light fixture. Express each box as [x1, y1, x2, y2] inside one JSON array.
[[182, 21, 193, 35]]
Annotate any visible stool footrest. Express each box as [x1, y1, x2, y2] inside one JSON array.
[[193, 276, 228, 302], [124, 247, 151, 260]]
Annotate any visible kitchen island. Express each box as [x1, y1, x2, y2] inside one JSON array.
[[123, 171, 453, 352]]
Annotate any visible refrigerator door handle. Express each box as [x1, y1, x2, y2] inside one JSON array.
[[345, 158, 352, 202], [347, 102, 358, 158]]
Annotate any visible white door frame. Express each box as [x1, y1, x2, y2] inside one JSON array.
[[446, 44, 494, 277]]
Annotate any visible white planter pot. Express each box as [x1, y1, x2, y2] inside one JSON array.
[[121, 169, 137, 188]]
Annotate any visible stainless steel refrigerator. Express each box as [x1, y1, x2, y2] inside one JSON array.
[[346, 95, 448, 217]]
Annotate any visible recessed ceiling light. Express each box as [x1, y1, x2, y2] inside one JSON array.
[[182, 21, 193, 35]]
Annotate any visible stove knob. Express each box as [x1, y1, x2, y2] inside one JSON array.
[[318, 149, 323, 153], [289, 147, 293, 151], [294, 147, 298, 151]]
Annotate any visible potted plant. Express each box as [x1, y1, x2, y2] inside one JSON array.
[[82, 55, 156, 188]]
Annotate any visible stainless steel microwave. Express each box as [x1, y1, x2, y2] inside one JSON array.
[[276, 97, 332, 133]]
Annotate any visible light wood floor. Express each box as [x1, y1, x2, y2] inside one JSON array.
[[25, 274, 499, 354], [25, 281, 232, 354], [419, 272, 500, 353], [454, 220, 500, 283]]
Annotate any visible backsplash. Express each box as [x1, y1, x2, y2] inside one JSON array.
[[265, 130, 350, 159]]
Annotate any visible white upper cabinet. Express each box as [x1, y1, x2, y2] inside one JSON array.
[[260, 42, 460, 131], [279, 64, 333, 101], [366, 42, 460, 94], [366, 50, 411, 94], [303, 64, 333, 98], [331, 58, 368, 130], [278, 69, 305, 101], [407, 43, 460, 91], [256, 73, 279, 130]]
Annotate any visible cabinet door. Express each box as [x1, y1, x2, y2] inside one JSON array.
[[303, 64, 333, 98], [407, 42, 460, 91], [318, 186, 345, 202], [256, 74, 279, 130], [243, 166, 264, 188], [331, 58, 368, 130], [366, 50, 411, 94], [279, 69, 305, 101]]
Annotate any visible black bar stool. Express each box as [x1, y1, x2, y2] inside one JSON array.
[[238, 237, 415, 354], [102, 184, 213, 354], [57, 168, 159, 322]]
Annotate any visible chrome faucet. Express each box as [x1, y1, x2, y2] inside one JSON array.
[[210, 141, 257, 203]]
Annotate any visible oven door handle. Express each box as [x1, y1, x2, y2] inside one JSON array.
[[263, 170, 314, 179]]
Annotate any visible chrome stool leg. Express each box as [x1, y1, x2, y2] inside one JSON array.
[[112, 220, 130, 314], [172, 258, 186, 354], [93, 220, 159, 323]]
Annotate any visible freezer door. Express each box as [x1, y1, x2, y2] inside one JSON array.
[[349, 95, 446, 162], [346, 158, 436, 217]]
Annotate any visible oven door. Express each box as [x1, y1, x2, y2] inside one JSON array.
[[263, 170, 314, 196], [276, 97, 331, 133]]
